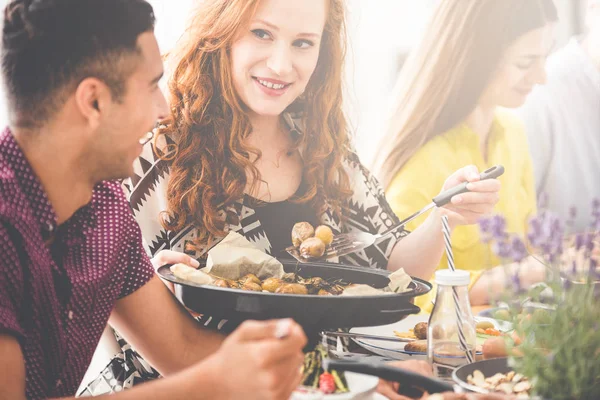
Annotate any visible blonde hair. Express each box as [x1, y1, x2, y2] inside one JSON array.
[[376, 0, 557, 189]]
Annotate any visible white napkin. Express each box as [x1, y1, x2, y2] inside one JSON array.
[[171, 263, 215, 285], [202, 231, 285, 280]]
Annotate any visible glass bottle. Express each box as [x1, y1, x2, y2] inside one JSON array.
[[427, 269, 476, 380]]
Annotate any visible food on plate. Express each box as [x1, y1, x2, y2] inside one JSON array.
[[477, 327, 502, 336], [476, 320, 495, 330], [481, 336, 523, 359], [393, 321, 428, 341], [300, 237, 326, 258], [292, 222, 316, 247], [315, 225, 334, 246], [302, 346, 349, 394], [467, 369, 532, 397], [393, 330, 417, 340], [404, 340, 428, 353], [414, 322, 428, 339]]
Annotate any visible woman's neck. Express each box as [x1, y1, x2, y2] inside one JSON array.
[[248, 113, 283, 143], [464, 105, 496, 161]]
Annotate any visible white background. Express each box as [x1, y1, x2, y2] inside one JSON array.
[[0, 0, 582, 165]]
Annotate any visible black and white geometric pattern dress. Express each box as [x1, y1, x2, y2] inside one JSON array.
[[80, 113, 408, 395]]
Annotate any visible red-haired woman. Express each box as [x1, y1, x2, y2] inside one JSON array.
[[86, 0, 499, 393]]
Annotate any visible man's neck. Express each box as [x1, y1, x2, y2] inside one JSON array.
[[12, 124, 94, 225]]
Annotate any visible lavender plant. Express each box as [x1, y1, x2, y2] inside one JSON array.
[[478, 198, 600, 399]]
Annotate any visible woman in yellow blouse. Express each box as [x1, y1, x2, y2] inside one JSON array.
[[376, 0, 557, 309]]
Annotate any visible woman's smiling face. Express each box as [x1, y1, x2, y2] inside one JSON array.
[[230, 0, 327, 117]]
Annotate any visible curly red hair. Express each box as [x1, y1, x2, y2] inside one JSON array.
[[156, 0, 352, 250]]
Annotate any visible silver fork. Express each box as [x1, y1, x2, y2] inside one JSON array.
[[286, 165, 504, 262]]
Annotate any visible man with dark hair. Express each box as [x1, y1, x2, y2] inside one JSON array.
[[0, 1, 306, 399]]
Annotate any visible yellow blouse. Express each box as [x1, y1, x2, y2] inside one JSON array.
[[386, 110, 537, 313]]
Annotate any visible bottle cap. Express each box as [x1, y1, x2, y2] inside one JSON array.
[[435, 269, 470, 286]]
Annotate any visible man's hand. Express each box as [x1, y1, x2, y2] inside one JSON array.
[[439, 165, 501, 229], [206, 319, 307, 400], [376, 360, 433, 400]]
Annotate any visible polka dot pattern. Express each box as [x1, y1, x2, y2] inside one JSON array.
[[0, 128, 155, 398]]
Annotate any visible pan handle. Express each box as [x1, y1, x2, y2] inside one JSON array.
[[325, 359, 454, 394]]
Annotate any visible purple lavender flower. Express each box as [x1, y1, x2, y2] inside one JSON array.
[[527, 210, 564, 261], [492, 240, 513, 259], [510, 235, 529, 263], [591, 198, 600, 231], [479, 215, 508, 243], [478, 217, 493, 243], [510, 271, 522, 292]]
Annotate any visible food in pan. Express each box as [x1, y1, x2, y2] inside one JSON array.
[[291, 222, 334, 259], [301, 346, 349, 394], [467, 369, 532, 397]]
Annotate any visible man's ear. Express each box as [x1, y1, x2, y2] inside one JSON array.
[[74, 78, 112, 129]]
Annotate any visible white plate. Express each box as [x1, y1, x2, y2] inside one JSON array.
[[350, 314, 505, 360], [291, 371, 378, 400], [350, 314, 430, 360]]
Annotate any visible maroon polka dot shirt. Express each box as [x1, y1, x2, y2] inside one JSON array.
[[0, 128, 155, 398]]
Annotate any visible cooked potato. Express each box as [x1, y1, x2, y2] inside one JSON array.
[[275, 283, 309, 295], [241, 281, 262, 292], [239, 274, 261, 286], [292, 222, 315, 247], [261, 277, 284, 293], [414, 322, 428, 340], [315, 225, 334, 246], [299, 237, 326, 258], [213, 279, 231, 288], [318, 289, 332, 296]]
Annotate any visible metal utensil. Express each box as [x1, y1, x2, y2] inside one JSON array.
[[321, 330, 416, 343], [287, 165, 505, 262]]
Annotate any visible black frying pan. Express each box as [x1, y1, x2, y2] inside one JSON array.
[[157, 259, 431, 332]]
